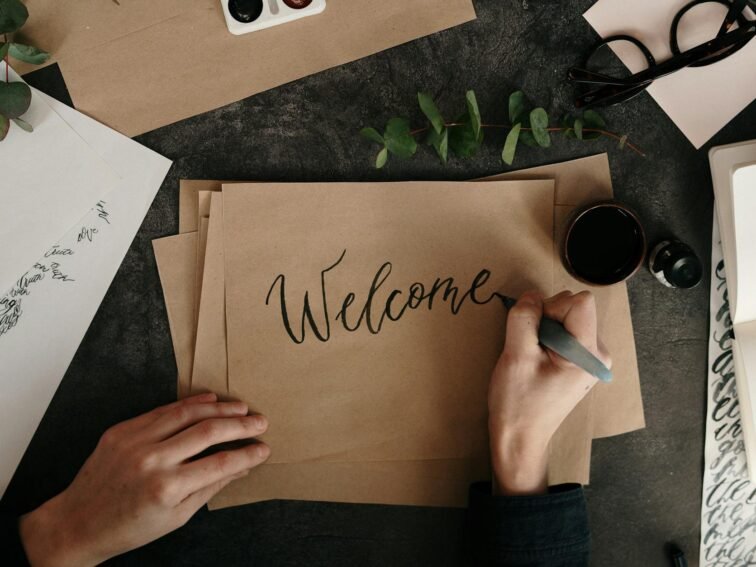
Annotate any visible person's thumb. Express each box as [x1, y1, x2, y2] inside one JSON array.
[[503, 291, 543, 359]]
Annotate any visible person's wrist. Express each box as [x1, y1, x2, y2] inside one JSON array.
[[19, 493, 98, 567], [489, 421, 551, 496]]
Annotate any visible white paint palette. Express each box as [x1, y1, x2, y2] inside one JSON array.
[[222, 0, 327, 36]]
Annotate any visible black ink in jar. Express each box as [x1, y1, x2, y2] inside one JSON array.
[[648, 240, 702, 289], [563, 201, 646, 286]]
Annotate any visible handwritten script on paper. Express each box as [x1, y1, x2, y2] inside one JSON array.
[[701, 225, 756, 566], [265, 250, 506, 344], [0, 201, 110, 338]]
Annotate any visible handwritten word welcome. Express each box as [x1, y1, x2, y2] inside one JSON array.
[[265, 250, 504, 344]]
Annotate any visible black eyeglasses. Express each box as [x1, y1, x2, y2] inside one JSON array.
[[569, 0, 756, 108]]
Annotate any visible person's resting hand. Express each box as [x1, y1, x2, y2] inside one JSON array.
[[488, 290, 611, 496], [18, 392, 269, 567]]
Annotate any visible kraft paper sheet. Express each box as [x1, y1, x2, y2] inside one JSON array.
[[20, 0, 476, 136], [222, 180, 556, 465]]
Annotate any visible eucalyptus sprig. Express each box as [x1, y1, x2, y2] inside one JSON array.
[[360, 90, 643, 169], [0, 0, 51, 141]]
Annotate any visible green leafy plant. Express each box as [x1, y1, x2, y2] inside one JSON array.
[[361, 90, 643, 169], [0, 0, 50, 141]]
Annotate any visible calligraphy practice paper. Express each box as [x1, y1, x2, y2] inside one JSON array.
[[585, 0, 756, 148], [0, 64, 119, 295], [224, 181, 555, 465], [0, 89, 171, 497], [699, 216, 756, 566], [18, 0, 476, 136]]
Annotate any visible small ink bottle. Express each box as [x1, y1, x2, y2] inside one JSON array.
[[648, 239, 702, 289]]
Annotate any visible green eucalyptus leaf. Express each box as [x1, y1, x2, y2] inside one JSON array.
[[574, 118, 583, 140], [583, 109, 606, 129], [560, 115, 575, 139], [582, 109, 606, 140], [12, 116, 32, 132], [465, 90, 482, 140], [519, 130, 538, 147], [502, 123, 521, 166], [0, 0, 28, 34], [508, 91, 526, 124], [0, 113, 9, 141], [0, 42, 9, 60], [383, 117, 417, 159], [375, 147, 388, 168], [426, 127, 449, 164], [9, 43, 51, 65], [0, 81, 32, 119], [417, 92, 444, 135], [529, 108, 551, 148], [448, 114, 482, 158], [360, 127, 384, 145]]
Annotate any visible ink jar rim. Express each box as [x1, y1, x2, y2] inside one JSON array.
[[562, 200, 647, 287], [282, 0, 314, 8]]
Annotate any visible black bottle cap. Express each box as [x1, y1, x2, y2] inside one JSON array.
[[663, 245, 702, 289]]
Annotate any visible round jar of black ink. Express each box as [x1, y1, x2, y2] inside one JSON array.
[[563, 201, 646, 286], [648, 239, 702, 289], [228, 0, 264, 23]]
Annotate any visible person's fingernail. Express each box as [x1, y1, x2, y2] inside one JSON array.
[[256, 444, 270, 459], [253, 415, 267, 430], [519, 292, 540, 306]]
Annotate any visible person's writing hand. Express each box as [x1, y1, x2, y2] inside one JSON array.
[[488, 290, 611, 496], [19, 392, 268, 567]]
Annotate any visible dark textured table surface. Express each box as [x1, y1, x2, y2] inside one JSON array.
[[3, 1, 756, 565]]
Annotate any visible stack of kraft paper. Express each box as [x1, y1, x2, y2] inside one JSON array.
[[152, 154, 645, 510]]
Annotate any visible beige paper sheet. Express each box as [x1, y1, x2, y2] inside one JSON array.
[[153, 233, 198, 399], [191, 193, 229, 397], [491, 155, 645, 439], [172, 183, 503, 509], [21, 0, 476, 136], [223, 181, 556, 465], [194, 218, 210, 332]]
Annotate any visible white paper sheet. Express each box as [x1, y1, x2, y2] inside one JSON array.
[[0, 65, 119, 295], [710, 140, 756, 326], [733, 163, 756, 324], [700, 216, 756, 566], [584, 0, 756, 149], [0, 89, 171, 497]]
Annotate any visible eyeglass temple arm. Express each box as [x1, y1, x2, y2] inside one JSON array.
[[721, 0, 748, 35], [574, 24, 755, 107], [567, 68, 632, 86]]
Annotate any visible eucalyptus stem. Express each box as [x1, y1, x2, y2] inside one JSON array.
[[361, 90, 643, 169], [410, 122, 645, 157]]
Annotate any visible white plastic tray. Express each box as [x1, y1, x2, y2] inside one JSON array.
[[222, 0, 327, 36]]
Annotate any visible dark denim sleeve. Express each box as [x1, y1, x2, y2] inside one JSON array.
[[0, 514, 31, 567], [467, 482, 590, 566]]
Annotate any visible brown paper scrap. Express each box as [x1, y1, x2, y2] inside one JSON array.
[[153, 233, 198, 399], [21, 0, 477, 136], [191, 193, 229, 397]]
